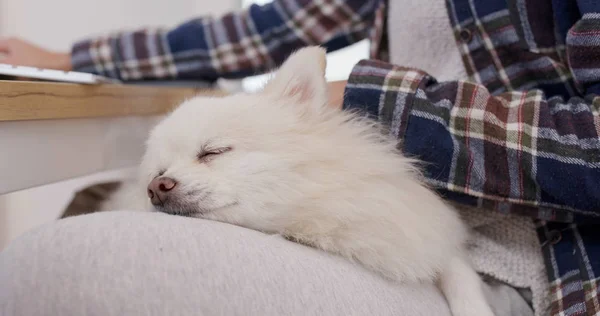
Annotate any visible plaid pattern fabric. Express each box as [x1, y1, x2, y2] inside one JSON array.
[[568, 13, 600, 96], [537, 222, 600, 316], [344, 23, 600, 314], [424, 3, 600, 314], [71, 0, 381, 81], [344, 60, 600, 221], [345, 59, 600, 316], [447, 0, 577, 98]]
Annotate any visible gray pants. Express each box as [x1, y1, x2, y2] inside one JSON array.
[[0, 211, 533, 316]]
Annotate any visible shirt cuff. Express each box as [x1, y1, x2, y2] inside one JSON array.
[[342, 59, 429, 140], [70, 28, 175, 80], [71, 36, 120, 78]]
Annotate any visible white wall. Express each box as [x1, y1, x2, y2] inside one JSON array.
[[0, 0, 238, 51], [0, 0, 240, 249]]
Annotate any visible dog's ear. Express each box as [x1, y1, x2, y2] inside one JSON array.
[[263, 47, 328, 106]]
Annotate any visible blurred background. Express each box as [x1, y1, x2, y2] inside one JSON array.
[[0, 0, 368, 249]]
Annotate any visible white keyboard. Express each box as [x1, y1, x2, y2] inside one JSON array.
[[0, 63, 120, 84]]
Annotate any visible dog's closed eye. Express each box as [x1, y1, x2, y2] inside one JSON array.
[[197, 147, 232, 162]]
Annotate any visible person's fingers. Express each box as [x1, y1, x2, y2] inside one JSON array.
[[0, 56, 13, 65], [0, 56, 16, 65], [0, 38, 11, 53]]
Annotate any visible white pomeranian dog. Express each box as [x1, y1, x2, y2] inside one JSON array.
[[103, 47, 493, 316]]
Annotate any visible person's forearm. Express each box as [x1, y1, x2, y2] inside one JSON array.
[[71, 0, 379, 81], [51, 52, 72, 71], [343, 59, 600, 222]]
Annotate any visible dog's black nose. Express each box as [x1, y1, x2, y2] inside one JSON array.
[[147, 177, 177, 206]]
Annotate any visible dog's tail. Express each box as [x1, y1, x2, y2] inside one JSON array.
[[437, 254, 495, 316]]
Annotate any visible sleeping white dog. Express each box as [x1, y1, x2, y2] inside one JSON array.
[[103, 47, 494, 316]]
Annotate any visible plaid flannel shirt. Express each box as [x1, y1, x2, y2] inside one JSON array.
[[71, 0, 600, 315]]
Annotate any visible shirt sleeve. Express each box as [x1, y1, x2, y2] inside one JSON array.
[[70, 0, 379, 81], [343, 60, 600, 223], [567, 12, 600, 96]]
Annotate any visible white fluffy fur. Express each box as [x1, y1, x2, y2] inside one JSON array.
[[104, 47, 494, 316]]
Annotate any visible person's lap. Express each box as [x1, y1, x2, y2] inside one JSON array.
[[0, 211, 451, 316]]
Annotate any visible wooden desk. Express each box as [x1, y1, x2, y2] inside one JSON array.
[[0, 80, 223, 194], [0, 80, 224, 121]]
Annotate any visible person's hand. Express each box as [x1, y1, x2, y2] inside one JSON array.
[[327, 80, 347, 110], [0, 37, 72, 71]]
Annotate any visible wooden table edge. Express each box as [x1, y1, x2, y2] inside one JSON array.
[[0, 80, 227, 122]]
